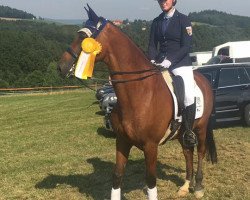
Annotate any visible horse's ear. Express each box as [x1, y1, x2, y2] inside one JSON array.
[[84, 6, 89, 17], [85, 3, 99, 23]]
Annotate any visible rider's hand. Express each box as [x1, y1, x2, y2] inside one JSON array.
[[150, 60, 156, 64], [156, 59, 171, 68]]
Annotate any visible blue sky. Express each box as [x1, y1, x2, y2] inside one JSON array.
[[1, 0, 250, 20]]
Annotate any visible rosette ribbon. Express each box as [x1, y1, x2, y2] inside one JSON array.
[[75, 38, 102, 79]]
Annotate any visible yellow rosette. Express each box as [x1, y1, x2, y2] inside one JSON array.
[[75, 38, 102, 79]]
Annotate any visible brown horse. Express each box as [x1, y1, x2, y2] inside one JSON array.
[[58, 5, 217, 200]]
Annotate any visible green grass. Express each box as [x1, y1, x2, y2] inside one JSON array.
[[0, 90, 249, 200]]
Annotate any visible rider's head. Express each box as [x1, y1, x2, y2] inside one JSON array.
[[157, 0, 177, 12]]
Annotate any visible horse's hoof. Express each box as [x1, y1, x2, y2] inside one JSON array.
[[177, 188, 189, 197], [194, 190, 204, 199]]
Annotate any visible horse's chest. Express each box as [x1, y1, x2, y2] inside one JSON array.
[[115, 117, 144, 144]]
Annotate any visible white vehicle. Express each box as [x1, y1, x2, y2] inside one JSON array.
[[190, 51, 212, 66], [208, 41, 250, 64]]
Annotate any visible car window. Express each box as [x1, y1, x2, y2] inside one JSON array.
[[206, 55, 232, 65], [197, 68, 218, 88], [220, 57, 233, 63], [238, 68, 250, 84], [207, 57, 221, 65], [218, 47, 229, 56], [245, 67, 250, 78], [190, 56, 197, 63], [218, 68, 239, 88]]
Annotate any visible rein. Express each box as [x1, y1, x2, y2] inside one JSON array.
[[109, 68, 159, 76], [109, 67, 161, 83], [66, 46, 162, 84], [92, 69, 161, 84]]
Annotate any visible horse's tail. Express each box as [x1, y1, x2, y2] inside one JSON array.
[[206, 115, 218, 164]]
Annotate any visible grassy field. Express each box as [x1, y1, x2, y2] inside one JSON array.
[[0, 90, 249, 200]]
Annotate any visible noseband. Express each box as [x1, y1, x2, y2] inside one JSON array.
[[66, 47, 79, 59], [65, 47, 79, 78]]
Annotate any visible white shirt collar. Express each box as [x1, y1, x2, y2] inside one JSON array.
[[164, 7, 175, 19]]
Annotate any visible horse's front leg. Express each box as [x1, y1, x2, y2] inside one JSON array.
[[111, 135, 132, 200], [144, 143, 158, 200], [178, 136, 194, 197]]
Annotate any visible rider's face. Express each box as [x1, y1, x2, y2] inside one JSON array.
[[157, 0, 174, 12]]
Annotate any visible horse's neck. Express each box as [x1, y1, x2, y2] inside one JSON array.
[[102, 24, 150, 72], [100, 24, 158, 110]]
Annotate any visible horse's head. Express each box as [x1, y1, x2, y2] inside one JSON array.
[[58, 4, 108, 77]]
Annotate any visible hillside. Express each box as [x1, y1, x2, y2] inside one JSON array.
[[122, 10, 250, 53], [189, 10, 250, 28], [0, 5, 36, 19], [188, 10, 250, 51], [1, 8, 250, 88], [0, 20, 81, 88]]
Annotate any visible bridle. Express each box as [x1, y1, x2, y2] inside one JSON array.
[[66, 47, 78, 60], [65, 19, 162, 83], [65, 47, 78, 78], [65, 44, 161, 83], [65, 32, 86, 78]]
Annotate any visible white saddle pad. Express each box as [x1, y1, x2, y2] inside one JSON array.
[[162, 71, 204, 123]]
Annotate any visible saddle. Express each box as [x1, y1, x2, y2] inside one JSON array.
[[172, 75, 185, 116], [159, 70, 204, 145]]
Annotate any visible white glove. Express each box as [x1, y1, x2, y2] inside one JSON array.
[[150, 60, 156, 64], [158, 59, 171, 68]]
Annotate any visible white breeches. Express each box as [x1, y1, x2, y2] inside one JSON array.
[[172, 66, 195, 107]]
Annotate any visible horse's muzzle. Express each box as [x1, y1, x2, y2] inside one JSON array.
[[57, 63, 68, 78]]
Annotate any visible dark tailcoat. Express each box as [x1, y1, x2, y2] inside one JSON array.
[[148, 10, 192, 71]]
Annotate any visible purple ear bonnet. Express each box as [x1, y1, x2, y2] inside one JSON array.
[[84, 4, 99, 28], [83, 4, 108, 37]]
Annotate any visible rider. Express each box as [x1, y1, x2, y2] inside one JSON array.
[[148, 0, 197, 147]]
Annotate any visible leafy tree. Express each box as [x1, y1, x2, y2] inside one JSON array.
[[0, 5, 36, 19], [44, 62, 64, 86], [0, 79, 9, 88], [189, 10, 250, 28], [22, 70, 45, 87]]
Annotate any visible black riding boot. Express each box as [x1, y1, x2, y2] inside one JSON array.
[[183, 103, 197, 147]]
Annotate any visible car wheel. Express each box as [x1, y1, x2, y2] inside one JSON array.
[[244, 104, 250, 126]]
